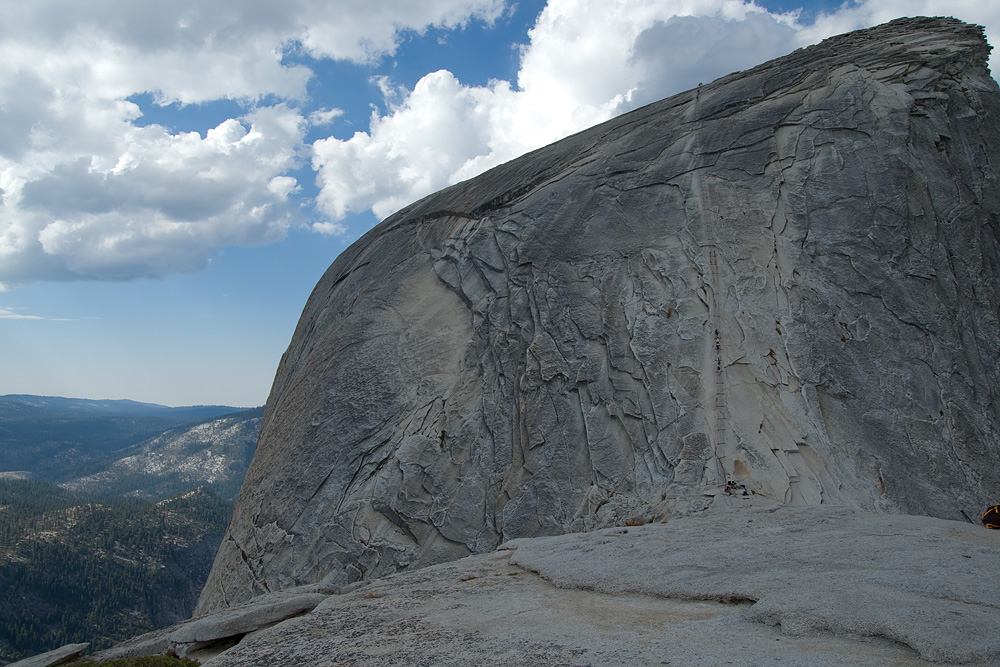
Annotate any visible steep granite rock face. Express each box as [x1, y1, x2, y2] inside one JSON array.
[[198, 17, 1000, 613]]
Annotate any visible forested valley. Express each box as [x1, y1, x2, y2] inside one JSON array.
[[0, 396, 260, 664], [0, 480, 232, 663]]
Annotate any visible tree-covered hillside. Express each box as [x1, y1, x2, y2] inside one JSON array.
[[60, 408, 263, 502], [0, 480, 232, 664], [0, 396, 260, 664]]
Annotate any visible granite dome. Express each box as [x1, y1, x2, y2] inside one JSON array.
[[198, 16, 1000, 614]]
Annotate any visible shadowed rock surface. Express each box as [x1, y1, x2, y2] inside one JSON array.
[[198, 17, 1000, 613]]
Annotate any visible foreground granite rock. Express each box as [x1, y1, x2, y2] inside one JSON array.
[[6, 643, 88, 667], [86, 589, 330, 663], [92, 508, 1000, 665], [199, 17, 1000, 612]]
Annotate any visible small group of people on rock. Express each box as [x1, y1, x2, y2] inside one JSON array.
[[724, 476, 749, 497]]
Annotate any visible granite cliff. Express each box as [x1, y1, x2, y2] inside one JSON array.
[[198, 17, 1000, 614]]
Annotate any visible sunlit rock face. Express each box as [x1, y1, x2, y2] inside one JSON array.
[[197, 17, 1000, 613]]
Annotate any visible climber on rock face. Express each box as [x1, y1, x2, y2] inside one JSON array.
[[983, 505, 1000, 529]]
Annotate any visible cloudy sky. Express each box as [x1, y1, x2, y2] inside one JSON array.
[[1, 0, 997, 407]]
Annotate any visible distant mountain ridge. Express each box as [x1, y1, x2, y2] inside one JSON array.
[[0, 394, 256, 484], [0, 394, 245, 420]]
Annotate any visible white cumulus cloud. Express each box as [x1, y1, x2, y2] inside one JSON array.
[[313, 70, 507, 221], [3, 105, 307, 282], [0, 0, 508, 287]]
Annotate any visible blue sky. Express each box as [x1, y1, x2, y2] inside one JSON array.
[[1, 0, 997, 408]]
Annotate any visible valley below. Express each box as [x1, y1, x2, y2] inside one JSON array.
[[0, 396, 260, 664]]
